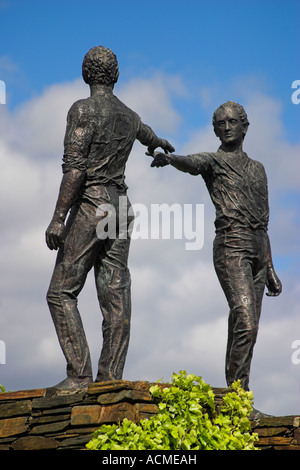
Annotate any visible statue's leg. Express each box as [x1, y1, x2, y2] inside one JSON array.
[[47, 202, 104, 387], [213, 230, 267, 391], [94, 191, 133, 382], [94, 234, 132, 382]]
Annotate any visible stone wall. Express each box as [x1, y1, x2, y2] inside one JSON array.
[[0, 380, 299, 450]]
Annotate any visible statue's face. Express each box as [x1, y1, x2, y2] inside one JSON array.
[[214, 107, 246, 146]]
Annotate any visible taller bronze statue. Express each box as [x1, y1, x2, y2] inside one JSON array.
[[45, 46, 174, 389], [151, 101, 282, 392]]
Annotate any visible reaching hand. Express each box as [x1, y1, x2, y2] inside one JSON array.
[[266, 268, 282, 296], [46, 220, 65, 250], [150, 152, 171, 167], [160, 139, 175, 154], [146, 139, 175, 157]]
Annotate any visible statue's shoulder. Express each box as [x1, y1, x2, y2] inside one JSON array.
[[247, 155, 266, 173], [113, 94, 140, 119], [68, 98, 92, 118], [250, 157, 264, 168], [189, 151, 216, 160], [75, 97, 94, 110], [207, 149, 226, 164]]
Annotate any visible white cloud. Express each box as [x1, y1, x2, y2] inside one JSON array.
[[0, 140, 40, 216], [117, 74, 184, 134], [0, 74, 299, 417], [10, 79, 88, 158], [244, 93, 300, 192]]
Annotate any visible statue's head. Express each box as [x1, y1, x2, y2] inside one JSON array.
[[82, 46, 119, 86], [212, 101, 249, 145]]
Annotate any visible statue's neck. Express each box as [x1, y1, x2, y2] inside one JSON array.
[[219, 141, 244, 154], [90, 83, 114, 96]]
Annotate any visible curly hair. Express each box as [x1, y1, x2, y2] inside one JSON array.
[[212, 101, 249, 129], [82, 46, 119, 86]]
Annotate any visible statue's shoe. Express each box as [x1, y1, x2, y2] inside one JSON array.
[[52, 377, 93, 390]]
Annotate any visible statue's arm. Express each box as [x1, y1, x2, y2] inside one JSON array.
[[45, 169, 85, 250], [265, 234, 282, 296], [150, 151, 204, 174], [256, 161, 282, 297], [46, 101, 92, 251], [137, 122, 175, 155]]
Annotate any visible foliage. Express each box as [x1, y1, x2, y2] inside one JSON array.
[[86, 371, 259, 450], [0, 384, 5, 393]]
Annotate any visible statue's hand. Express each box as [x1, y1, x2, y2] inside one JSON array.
[[266, 268, 282, 297], [45, 220, 65, 250], [146, 139, 175, 156], [150, 152, 171, 168], [160, 139, 175, 154]]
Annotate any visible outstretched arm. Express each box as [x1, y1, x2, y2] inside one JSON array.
[[137, 122, 175, 155], [265, 234, 282, 296], [150, 151, 200, 174]]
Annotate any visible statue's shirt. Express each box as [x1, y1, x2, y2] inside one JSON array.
[[61, 92, 158, 205], [188, 148, 269, 232]]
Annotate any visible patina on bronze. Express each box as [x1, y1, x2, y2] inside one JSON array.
[[151, 101, 282, 391], [45, 46, 174, 389]]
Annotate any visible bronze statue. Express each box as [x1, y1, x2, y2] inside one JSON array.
[[151, 101, 282, 391], [45, 46, 174, 389]]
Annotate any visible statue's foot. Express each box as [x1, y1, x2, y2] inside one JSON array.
[[52, 377, 92, 390]]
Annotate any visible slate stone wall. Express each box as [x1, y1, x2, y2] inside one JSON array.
[[0, 380, 299, 450]]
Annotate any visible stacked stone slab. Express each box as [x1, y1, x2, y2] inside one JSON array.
[[0, 381, 299, 450]]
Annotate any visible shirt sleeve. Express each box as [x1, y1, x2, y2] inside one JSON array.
[[62, 99, 94, 173], [136, 121, 162, 149], [186, 152, 213, 176]]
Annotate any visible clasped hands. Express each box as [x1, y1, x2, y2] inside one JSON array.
[[146, 139, 174, 167]]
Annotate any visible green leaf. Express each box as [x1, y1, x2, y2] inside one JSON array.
[[86, 371, 259, 451]]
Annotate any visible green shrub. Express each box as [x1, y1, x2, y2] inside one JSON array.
[[86, 371, 259, 450], [0, 384, 5, 393]]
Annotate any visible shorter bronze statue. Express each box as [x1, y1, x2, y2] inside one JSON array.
[[151, 101, 282, 392], [45, 46, 174, 389]]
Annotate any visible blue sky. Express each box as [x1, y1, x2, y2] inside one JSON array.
[[1, 0, 299, 139], [0, 0, 299, 416]]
